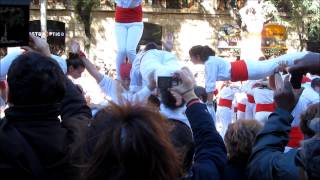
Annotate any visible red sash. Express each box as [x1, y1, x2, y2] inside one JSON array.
[[230, 60, 249, 82], [247, 94, 255, 103], [256, 103, 275, 112], [115, 5, 143, 23], [218, 98, 232, 108], [237, 103, 246, 112], [288, 127, 304, 148]]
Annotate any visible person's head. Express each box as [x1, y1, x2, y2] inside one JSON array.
[[84, 103, 181, 180], [168, 119, 194, 175], [189, 45, 215, 64], [194, 86, 208, 103], [297, 103, 320, 180], [159, 88, 185, 110], [7, 52, 66, 106], [144, 42, 161, 51], [67, 53, 85, 79], [224, 120, 262, 164], [147, 94, 161, 111], [300, 103, 320, 139], [311, 78, 320, 93]]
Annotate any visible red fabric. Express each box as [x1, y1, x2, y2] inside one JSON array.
[[115, 5, 143, 23], [256, 103, 275, 112], [79, 50, 86, 58], [288, 126, 304, 148], [120, 63, 132, 80], [230, 60, 249, 82], [247, 94, 255, 103], [301, 76, 311, 84], [218, 98, 232, 108], [213, 89, 219, 96], [0, 81, 6, 90], [237, 103, 246, 112]]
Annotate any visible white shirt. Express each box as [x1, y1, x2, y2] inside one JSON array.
[[219, 85, 235, 101], [99, 75, 152, 104], [160, 104, 190, 128], [204, 56, 231, 93], [115, 0, 142, 8], [253, 88, 274, 105]]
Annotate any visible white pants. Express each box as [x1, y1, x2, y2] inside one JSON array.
[[255, 111, 272, 125], [216, 106, 232, 138], [245, 102, 255, 120], [140, 49, 181, 87], [115, 22, 144, 80]]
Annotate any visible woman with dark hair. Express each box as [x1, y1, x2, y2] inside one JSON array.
[[82, 103, 181, 180], [189, 45, 317, 104], [67, 53, 85, 79]]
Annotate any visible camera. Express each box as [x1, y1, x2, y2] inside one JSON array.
[[0, 0, 31, 47], [157, 76, 181, 89]]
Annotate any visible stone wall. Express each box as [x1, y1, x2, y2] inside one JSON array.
[[30, 7, 300, 65]]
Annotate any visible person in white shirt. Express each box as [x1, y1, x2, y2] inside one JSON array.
[[188, 45, 318, 104]]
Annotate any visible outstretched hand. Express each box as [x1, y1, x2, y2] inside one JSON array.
[[162, 32, 174, 52], [289, 52, 320, 76], [70, 39, 81, 54], [21, 34, 51, 56], [170, 67, 197, 103], [273, 76, 303, 112]]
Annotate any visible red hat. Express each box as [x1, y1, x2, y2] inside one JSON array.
[[301, 76, 311, 84], [120, 63, 132, 80]]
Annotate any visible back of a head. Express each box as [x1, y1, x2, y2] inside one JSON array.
[[189, 45, 215, 62], [297, 103, 320, 179], [194, 86, 208, 103], [144, 42, 161, 51], [67, 53, 85, 71], [159, 88, 185, 110], [7, 52, 66, 106], [84, 103, 181, 180], [169, 119, 194, 173], [224, 120, 262, 164]]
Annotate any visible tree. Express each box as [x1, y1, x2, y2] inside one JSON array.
[[40, 0, 47, 40], [72, 0, 99, 53], [270, 0, 320, 51]]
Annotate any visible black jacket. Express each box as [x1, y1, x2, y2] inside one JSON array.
[[185, 103, 227, 180], [0, 79, 91, 180], [247, 108, 300, 180]]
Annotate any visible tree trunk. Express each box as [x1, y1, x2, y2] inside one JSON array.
[[40, 0, 47, 40]]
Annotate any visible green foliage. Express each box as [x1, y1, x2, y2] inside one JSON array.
[[72, 0, 99, 40], [270, 0, 320, 41]]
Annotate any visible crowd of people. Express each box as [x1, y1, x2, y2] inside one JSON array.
[[0, 0, 320, 179]]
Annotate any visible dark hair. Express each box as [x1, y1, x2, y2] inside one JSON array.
[[189, 45, 215, 62], [168, 119, 194, 173], [224, 120, 262, 164], [148, 94, 161, 109], [160, 88, 185, 110], [82, 103, 181, 180], [311, 78, 320, 89], [194, 86, 208, 103], [300, 103, 320, 138], [144, 42, 161, 51], [67, 53, 85, 71], [7, 52, 66, 105]]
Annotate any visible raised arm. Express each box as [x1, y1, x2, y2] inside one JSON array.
[[171, 67, 227, 180], [248, 78, 301, 180]]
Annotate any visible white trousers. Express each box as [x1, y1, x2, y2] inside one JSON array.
[[115, 22, 144, 80], [216, 106, 233, 138]]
